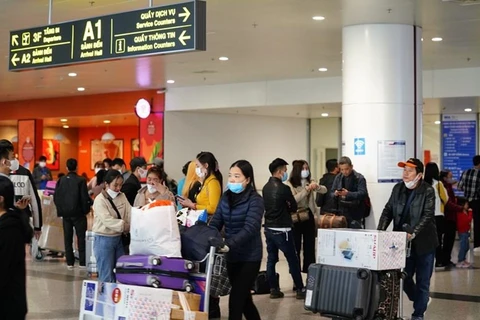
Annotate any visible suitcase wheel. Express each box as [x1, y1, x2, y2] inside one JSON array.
[[357, 269, 369, 280], [185, 261, 194, 270], [35, 251, 44, 261], [185, 283, 193, 293], [400, 271, 408, 279], [151, 279, 161, 288], [152, 258, 162, 266]]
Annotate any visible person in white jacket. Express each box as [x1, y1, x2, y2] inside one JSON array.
[[424, 162, 449, 269], [92, 170, 131, 282]]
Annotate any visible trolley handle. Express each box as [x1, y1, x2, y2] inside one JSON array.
[[402, 224, 414, 258]]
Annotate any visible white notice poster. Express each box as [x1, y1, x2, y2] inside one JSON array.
[[377, 140, 406, 183]]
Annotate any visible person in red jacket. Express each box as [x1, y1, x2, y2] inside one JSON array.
[[457, 208, 473, 268], [440, 170, 468, 267]]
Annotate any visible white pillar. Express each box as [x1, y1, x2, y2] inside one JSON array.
[[342, 23, 423, 229]]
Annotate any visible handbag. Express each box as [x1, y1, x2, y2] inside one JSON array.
[[291, 208, 310, 223], [105, 194, 131, 246], [318, 213, 348, 229]]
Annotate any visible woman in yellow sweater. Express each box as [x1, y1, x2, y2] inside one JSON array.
[[178, 151, 222, 218]]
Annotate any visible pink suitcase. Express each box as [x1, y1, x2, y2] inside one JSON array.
[[115, 255, 195, 291]]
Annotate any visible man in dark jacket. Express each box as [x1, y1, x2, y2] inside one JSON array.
[[0, 175, 33, 319], [377, 158, 437, 320], [262, 158, 305, 300], [54, 158, 92, 269], [316, 158, 339, 213], [331, 156, 368, 228], [121, 157, 147, 205]]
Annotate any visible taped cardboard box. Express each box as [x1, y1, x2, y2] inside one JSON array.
[[172, 291, 201, 311], [171, 308, 208, 320]]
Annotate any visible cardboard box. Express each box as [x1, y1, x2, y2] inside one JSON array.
[[317, 228, 407, 270], [172, 291, 201, 311], [171, 309, 208, 320]]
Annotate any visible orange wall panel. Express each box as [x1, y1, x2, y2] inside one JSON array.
[[77, 126, 139, 178]]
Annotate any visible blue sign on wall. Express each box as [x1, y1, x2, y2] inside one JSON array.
[[441, 114, 477, 183], [354, 138, 366, 156]]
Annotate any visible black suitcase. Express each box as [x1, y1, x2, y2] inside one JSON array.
[[305, 264, 401, 320], [252, 271, 280, 294]]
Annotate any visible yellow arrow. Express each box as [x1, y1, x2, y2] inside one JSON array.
[[11, 35, 19, 46], [11, 53, 20, 66], [179, 7, 191, 22], [178, 30, 191, 46]]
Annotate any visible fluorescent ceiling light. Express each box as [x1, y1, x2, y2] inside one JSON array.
[[432, 37, 443, 42], [219, 56, 229, 61], [312, 16, 325, 21], [60, 119, 68, 122], [103, 120, 111, 124], [68, 72, 77, 77], [434, 120, 441, 125], [321, 113, 329, 117], [62, 125, 69, 129], [465, 108, 473, 112], [318, 67, 328, 72], [166, 80, 175, 84], [77, 87, 85, 91]]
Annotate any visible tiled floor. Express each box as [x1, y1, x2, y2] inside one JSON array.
[[26, 243, 480, 320]]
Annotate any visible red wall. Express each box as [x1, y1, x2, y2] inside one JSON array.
[[77, 126, 139, 178]]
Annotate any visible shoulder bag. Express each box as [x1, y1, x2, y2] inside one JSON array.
[[105, 195, 131, 246]]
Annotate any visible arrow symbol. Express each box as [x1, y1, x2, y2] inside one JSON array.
[[179, 7, 191, 22], [11, 35, 19, 46], [178, 30, 191, 46], [11, 53, 20, 66]]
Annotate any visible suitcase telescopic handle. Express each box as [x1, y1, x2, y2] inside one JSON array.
[[402, 224, 414, 258]]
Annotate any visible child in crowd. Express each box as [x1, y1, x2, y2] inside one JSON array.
[[457, 207, 473, 268]]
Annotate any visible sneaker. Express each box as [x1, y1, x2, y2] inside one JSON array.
[[411, 316, 424, 320], [270, 289, 284, 299], [296, 288, 306, 300], [435, 262, 445, 270], [79, 265, 87, 270], [457, 261, 470, 268], [67, 265, 74, 270]]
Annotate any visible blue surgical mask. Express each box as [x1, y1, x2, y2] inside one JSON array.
[[301, 170, 310, 179], [227, 182, 245, 194], [282, 171, 288, 182]]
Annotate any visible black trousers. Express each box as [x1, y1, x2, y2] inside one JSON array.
[[293, 211, 316, 273], [226, 261, 261, 320], [470, 199, 480, 247], [435, 216, 445, 265], [442, 218, 457, 264], [62, 216, 87, 266]]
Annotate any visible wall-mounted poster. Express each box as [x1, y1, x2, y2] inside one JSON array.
[[140, 112, 164, 163], [91, 139, 123, 169], [42, 139, 60, 170], [131, 138, 140, 158], [17, 120, 36, 170]]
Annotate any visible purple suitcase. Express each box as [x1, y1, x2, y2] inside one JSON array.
[[115, 255, 195, 291]]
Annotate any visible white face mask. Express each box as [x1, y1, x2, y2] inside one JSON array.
[[118, 169, 123, 175], [147, 184, 157, 194], [9, 159, 19, 172], [139, 168, 148, 179], [95, 167, 101, 174], [301, 170, 310, 179], [39, 162, 46, 168], [195, 167, 205, 178], [106, 189, 120, 199], [404, 173, 422, 189]]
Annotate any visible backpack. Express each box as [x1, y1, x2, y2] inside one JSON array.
[[351, 174, 372, 219]]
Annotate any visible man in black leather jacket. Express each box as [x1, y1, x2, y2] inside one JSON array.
[[316, 159, 339, 213], [377, 158, 437, 320], [262, 158, 305, 300]]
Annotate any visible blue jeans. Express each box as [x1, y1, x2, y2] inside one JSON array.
[[404, 250, 435, 318], [264, 229, 304, 291], [94, 235, 124, 283], [458, 232, 470, 262]]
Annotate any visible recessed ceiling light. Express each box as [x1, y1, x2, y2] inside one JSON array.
[[77, 87, 85, 91], [312, 16, 325, 21], [103, 120, 111, 124], [421, 38, 424, 41], [321, 113, 329, 117], [434, 120, 441, 125], [219, 56, 229, 61], [432, 37, 443, 42], [62, 125, 69, 129], [465, 108, 472, 112], [166, 80, 175, 84], [68, 72, 77, 77], [318, 67, 328, 72], [60, 119, 68, 122]]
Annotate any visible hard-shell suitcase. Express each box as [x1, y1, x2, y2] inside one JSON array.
[[305, 264, 401, 320], [85, 231, 97, 277], [115, 255, 195, 291]]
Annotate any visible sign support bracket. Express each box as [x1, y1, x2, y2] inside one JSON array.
[[48, 0, 53, 24], [149, 0, 153, 7]]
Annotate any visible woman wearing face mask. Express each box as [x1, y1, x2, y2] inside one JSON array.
[[92, 170, 131, 283], [87, 161, 105, 190], [439, 170, 467, 268], [209, 160, 264, 320], [134, 167, 175, 207], [286, 160, 327, 274], [424, 162, 450, 269]]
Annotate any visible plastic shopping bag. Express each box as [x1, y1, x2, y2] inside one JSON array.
[[130, 200, 181, 257], [176, 208, 208, 227]]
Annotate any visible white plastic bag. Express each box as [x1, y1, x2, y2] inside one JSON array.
[[129, 203, 181, 257]]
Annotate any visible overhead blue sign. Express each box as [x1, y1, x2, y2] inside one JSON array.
[[441, 114, 477, 184], [354, 138, 366, 156]]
